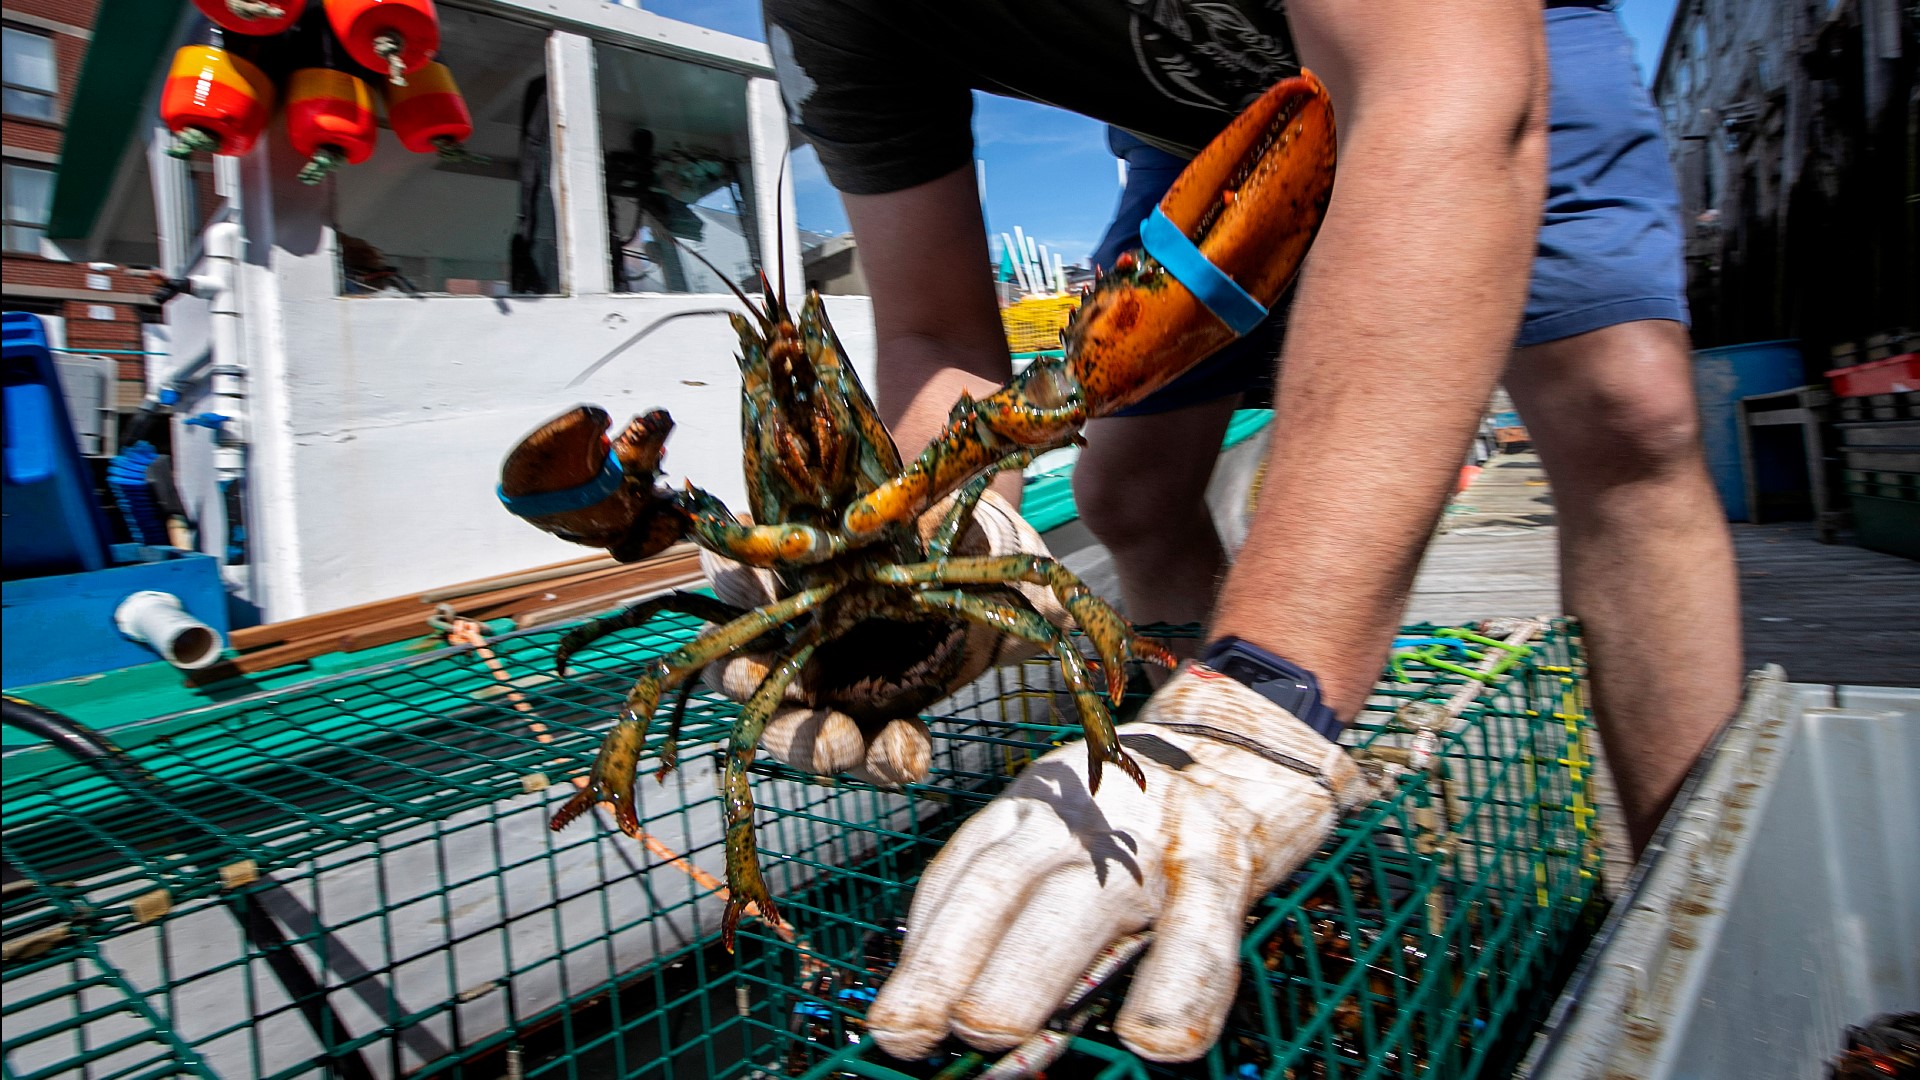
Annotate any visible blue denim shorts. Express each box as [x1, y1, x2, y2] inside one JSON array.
[[1103, 3, 1689, 415]]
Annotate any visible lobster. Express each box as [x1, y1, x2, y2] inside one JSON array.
[[496, 71, 1336, 950]]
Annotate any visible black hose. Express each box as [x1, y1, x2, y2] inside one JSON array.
[[1, 698, 377, 1080], [3, 697, 160, 791]]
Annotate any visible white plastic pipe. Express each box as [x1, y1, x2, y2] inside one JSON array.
[[115, 591, 226, 670], [200, 219, 247, 485]]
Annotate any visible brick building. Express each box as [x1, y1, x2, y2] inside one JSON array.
[[3, 0, 165, 449]]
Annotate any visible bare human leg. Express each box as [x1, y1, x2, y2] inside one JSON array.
[[1072, 397, 1241, 650], [1506, 319, 1743, 853]]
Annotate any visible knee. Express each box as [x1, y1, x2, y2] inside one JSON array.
[[1072, 463, 1203, 551], [1525, 343, 1707, 483], [1571, 381, 1703, 480]]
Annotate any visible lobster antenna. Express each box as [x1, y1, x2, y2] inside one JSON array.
[[634, 198, 767, 326], [566, 307, 737, 388], [775, 151, 789, 310], [674, 239, 769, 327]]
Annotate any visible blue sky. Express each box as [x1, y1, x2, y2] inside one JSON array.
[[648, 0, 1679, 263]]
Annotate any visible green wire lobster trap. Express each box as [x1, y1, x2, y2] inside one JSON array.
[[2, 612, 1600, 1080]]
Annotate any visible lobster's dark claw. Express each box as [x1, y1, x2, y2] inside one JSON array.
[[499, 405, 691, 562]]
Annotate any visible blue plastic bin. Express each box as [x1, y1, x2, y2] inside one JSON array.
[[3, 312, 115, 578], [1691, 340, 1806, 521]]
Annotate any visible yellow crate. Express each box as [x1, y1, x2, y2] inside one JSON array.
[[1001, 294, 1081, 353]]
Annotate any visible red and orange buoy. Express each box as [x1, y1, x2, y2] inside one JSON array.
[[285, 64, 375, 183], [323, 0, 439, 87], [192, 0, 307, 37], [160, 33, 278, 158], [384, 61, 474, 159]]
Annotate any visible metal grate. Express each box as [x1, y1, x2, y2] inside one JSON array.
[[1, 614, 1599, 1080]]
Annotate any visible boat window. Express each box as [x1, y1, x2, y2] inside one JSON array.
[[595, 42, 762, 295], [332, 6, 557, 297]]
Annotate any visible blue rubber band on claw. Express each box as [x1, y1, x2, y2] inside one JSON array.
[[1138, 204, 1269, 337], [498, 453, 626, 518]]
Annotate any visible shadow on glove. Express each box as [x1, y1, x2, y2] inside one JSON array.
[[866, 665, 1389, 1063]]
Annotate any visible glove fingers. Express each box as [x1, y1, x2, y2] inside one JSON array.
[[698, 548, 776, 609], [860, 717, 933, 787], [758, 706, 867, 775], [1114, 837, 1254, 1063], [868, 799, 1078, 1059], [951, 866, 1150, 1050], [703, 652, 808, 706]]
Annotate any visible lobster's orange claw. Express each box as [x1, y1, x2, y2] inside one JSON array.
[[1065, 71, 1336, 415], [843, 72, 1337, 540]]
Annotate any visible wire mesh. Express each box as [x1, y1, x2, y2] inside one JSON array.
[[1, 612, 1598, 1080]]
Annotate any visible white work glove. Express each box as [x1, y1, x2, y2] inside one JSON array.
[[867, 664, 1384, 1063], [698, 489, 1069, 786]]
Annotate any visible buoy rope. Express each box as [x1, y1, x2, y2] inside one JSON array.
[[372, 33, 407, 87], [297, 146, 345, 185], [167, 127, 221, 159], [228, 0, 285, 19]]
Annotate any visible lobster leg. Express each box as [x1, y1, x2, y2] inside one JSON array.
[[844, 382, 1081, 540], [549, 584, 837, 836], [554, 591, 751, 676], [678, 484, 846, 568], [719, 623, 825, 952], [909, 588, 1143, 795], [655, 671, 703, 781], [923, 449, 1035, 560], [869, 555, 1174, 707]]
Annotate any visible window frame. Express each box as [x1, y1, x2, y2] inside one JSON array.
[[1, 24, 59, 122], [594, 37, 767, 297], [3, 159, 55, 254]]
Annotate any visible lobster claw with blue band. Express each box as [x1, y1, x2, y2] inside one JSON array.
[[841, 69, 1337, 540], [498, 406, 692, 563]]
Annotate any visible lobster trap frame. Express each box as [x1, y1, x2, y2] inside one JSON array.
[[2, 611, 1600, 1080]]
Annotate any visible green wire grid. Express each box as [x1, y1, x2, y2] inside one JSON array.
[[741, 622, 1602, 1080], [1, 614, 1599, 1080]]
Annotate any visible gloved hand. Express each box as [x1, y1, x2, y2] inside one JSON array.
[[866, 664, 1385, 1063], [699, 489, 1071, 786]]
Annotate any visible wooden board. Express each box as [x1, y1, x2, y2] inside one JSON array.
[[195, 546, 704, 683]]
